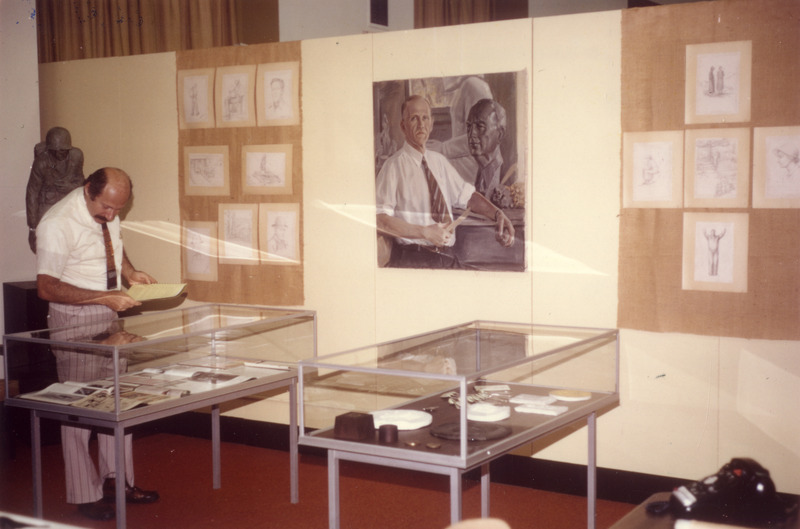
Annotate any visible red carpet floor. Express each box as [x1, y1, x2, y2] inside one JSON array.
[[0, 432, 634, 529]]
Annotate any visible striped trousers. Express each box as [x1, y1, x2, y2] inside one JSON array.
[[49, 302, 135, 505]]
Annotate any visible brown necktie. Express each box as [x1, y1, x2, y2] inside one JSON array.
[[421, 157, 452, 224], [101, 223, 118, 290]]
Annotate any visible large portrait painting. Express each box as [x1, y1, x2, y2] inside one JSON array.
[[373, 71, 527, 271]]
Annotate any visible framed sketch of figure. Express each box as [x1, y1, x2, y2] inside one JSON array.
[[215, 65, 256, 128], [753, 125, 800, 208], [623, 130, 684, 208], [178, 68, 215, 129], [257, 62, 300, 127], [685, 41, 752, 124], [259, 203, 300, 265], [218, 203, 259, 265], [241, 144, 293, 195], [183, 146, 230, 196], [684, 128, 750, 208], [182, 221, 218, 282], [682, 212, 748, 293]]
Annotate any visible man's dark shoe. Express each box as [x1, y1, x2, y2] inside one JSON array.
[[102, 477, 160, 504], [78, 500, 115, 520]]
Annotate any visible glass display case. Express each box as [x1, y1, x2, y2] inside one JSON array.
[[298, 321, 618, 528], [3, 303, 316, 529], [4, 303, 315, 417]]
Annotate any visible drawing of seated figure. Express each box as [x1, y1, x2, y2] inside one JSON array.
[[641, 154, 659, 185], [249, 155, 281, 186]]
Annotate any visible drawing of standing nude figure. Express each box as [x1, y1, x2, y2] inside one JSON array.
[[704, 228, 726, 276]]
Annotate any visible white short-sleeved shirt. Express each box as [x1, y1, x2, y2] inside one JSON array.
[[36, 187, 123, 291], [376, 142, 474, 246]]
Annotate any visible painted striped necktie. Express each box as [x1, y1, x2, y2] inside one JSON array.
[[421, 157, 452, 224]]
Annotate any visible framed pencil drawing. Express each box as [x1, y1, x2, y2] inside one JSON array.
[[242, 144, 293, 195], [684, 128, 750, 208], [182, 221, 218, 282], [259, 203, 300, 265], [218, 203, 259, 265], [682, 212, 748, 293], [623, 130, 684, 208], [178, 68, 215, 129], [183, 146, 230, 196], [685, 40, 752, 125], [215, 65, 257, 128], [257, 62, 300, 127], [753, 125, 800, 208]]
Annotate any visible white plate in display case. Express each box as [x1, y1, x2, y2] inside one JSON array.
[[466, 403, 511, 422], [549, 389, 592, 402], [370, 410, 432, 430]]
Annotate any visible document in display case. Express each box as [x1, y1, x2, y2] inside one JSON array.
[[3, 303, 316, 529], [298, 321, 619, 529]]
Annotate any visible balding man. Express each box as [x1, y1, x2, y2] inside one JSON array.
[[36, 167, 159, 521]]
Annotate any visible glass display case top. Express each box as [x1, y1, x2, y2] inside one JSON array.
[[309, 320, 616, 379], [7, 303, 312, 349]]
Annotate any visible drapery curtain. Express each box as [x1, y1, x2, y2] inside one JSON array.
[[414, 0, 494, 28], [36, 0, 240, 63]]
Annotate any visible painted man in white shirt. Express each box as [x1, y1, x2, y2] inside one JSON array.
[[376, 95, 514, 268]]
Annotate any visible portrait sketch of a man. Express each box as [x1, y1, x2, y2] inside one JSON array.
[[373, 71, 526, 271]]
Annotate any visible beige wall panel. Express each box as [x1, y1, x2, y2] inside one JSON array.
[[0, 0, 40, 341], [301, 34, 380, 356], [531, 11, 620, 328], [38, 53, 182, 285], [719, 338, 800, 494], [373, 19, 533, 82], [532, 330, 721, 478], [372, 19, 534, 343]]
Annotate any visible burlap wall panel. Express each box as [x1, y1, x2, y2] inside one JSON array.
[[177, 41, 303, 305], [619, 0, 800, 340]]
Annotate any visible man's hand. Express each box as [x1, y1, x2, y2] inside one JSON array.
[[127, 270, 157, 285], [91, 291, 142, 312], [99, 330, 144, 345], [494, 210, 515, 247], [422, 223, 453, 247]]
